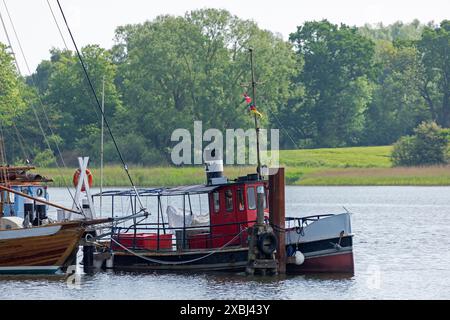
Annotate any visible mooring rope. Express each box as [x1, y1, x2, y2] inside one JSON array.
[[109, 228, 248, 266]]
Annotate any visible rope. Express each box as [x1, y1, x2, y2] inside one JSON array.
[[0, 122, 9, 189], [12, 122, 31, 162], [1, 0, 82, 213], [266, 107, 300, 150], [56, 0, 147, 215], [270, 223, 287, 233], [110, 227, 248, 265], [45, 0, 68, 50], [0, 4, 20, 74]]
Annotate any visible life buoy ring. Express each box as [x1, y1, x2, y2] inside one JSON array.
[[257, 232, 278, 256], [73, 169, 93, 192]]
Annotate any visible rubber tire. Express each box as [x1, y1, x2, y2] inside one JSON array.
[[257, 232, 278, 256]]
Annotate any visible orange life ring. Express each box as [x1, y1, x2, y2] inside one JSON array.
[[73, 169, 93, 192]]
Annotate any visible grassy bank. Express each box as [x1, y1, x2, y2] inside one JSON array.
[[38, 146, 450, 187]]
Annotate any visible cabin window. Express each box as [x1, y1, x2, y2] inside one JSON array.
[[237, 188, 245, 211], [264, 190, 268, 209], [225, 189, 233, 212], [9, 192, 14, 204], [247, 187, 256, 210], [213, 192, 220, 213]]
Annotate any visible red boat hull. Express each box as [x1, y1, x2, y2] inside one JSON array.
[[287, 250, 354, 274]]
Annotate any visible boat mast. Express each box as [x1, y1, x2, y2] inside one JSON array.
[[100, 76, 105, 216], [249, 49, 262, 180], [56, 0, 147, 215]]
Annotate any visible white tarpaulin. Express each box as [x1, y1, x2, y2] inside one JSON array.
[[166, 206, 209, 229]]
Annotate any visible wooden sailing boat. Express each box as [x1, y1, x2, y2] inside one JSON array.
[[0, 1, 127, 275], [0, 219, 84, 274], [0, 166, 108, 274]]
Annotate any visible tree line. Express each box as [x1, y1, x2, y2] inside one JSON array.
[[0, 9, 448, 166]]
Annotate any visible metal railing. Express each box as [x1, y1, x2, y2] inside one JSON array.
[[110, 219, 257, 252]]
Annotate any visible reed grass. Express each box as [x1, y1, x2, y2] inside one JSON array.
[[37, 146, 450, 187]]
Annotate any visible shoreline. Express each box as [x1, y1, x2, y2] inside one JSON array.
[[34, 146, 450, 187], [38, 165, 450, 187]]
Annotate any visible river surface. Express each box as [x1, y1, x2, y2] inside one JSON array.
[[1, 186, 450, 300]]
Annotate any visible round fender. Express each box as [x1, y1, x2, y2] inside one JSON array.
[[294, 251, 305, 265], [257, 232, 278, 256]]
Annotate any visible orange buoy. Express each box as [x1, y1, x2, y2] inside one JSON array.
[[73, 169, 93, 192]]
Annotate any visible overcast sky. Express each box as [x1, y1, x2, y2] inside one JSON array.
[[1, 0, 449, 74]]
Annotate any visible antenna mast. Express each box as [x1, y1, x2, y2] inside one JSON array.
[[100, 76, 105, 216], [249, 48, 262, 179]]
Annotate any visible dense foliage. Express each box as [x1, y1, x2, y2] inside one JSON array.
[[0, 9, 449, 167], [391, 122, 449, 166]]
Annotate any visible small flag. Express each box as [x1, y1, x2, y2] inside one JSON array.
[[242, 93, 252, 105], [241, 93, 263, 118], [249, 105, 263, 118]]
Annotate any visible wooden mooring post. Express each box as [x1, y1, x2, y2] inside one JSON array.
[[81, 230, 96, 273], [269, 167, 286, 274], [82, 244, 94, 273], [245, 186, 278, 276], [246, 168, 287, 276]]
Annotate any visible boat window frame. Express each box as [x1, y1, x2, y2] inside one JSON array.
[[225, 189, 233, 212], [247, 187, 256, 210], [264, 188, 268, 209], [237, 188, 245, 211], [212, 191, 220, 213]]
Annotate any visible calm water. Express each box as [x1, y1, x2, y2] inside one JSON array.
[[1, 186, 450, 300]]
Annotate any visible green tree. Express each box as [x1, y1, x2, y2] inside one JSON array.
[[289, 20, 375, 147], [31, 46, 122, 161], [359, 20, 424, 42], [363, 40, 429, 145], [0, 43, 31, 164], [113, 9, 296, 161], [417, 20, 450, 127], [0, 43, 25, 125]]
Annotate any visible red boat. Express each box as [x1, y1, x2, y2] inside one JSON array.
[[94, 164, 354, 274], [91, 49, 353, 274]]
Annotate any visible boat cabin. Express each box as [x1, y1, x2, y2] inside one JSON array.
[[206, 174, 269, 248], [95, 174, 269, 252], [0, 166, 51, 227]]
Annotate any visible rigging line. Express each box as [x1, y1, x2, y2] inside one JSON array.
[[45, 0, 102, 126], [0, 125, 9, 165], [109, 227, 248, 265], [12, 122, 30, 161], [3, 0, 71, 170], [0, 19, 29, 164], [0, 121, 10, 188], [56, 0, 147, 214], [266, 107, 300, 150], [0, 5, 21, 74], [1, 0, 81, 212], [45, 0, 103, 124], [45, 0, 68, 50], [3, 0, 69, 163]]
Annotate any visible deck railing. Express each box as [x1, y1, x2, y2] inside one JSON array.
[[111, 219, 257, 252]]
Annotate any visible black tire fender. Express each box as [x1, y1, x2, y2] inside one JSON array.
[[257, 232, 278, 256]]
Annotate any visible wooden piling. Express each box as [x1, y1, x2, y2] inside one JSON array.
[[82, 231, 96, 273], [83, 245, 94, 273], [269, 167, 286, 274]]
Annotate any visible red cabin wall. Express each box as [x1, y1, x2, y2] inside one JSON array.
[[206, 181, 269, 249]]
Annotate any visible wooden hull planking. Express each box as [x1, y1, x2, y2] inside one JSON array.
[[0, 222, 85, 274]]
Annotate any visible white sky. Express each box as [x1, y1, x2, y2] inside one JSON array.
[[0, 0, 449, 74]]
